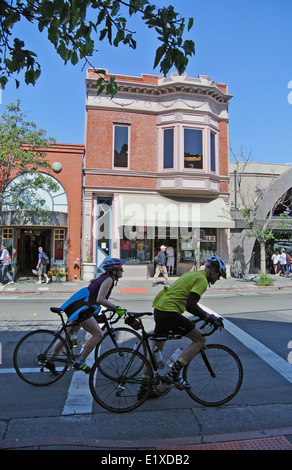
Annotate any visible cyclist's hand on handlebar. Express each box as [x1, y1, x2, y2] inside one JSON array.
[[208, 314, 224, 330], [115, 306, 127, 317]]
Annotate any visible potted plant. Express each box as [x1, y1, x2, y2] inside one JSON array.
[[56, 268, 68, 282], [47, 267, 68, 282], [47, 267, 58, 282]]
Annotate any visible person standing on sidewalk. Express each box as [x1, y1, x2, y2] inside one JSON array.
[[0, 244, 14, 285], [152, 245, 169, 287]]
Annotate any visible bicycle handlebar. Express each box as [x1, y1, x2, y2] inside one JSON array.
[[122, 310, 223, 336], [191, 317, 224, 336], [52, 305, 223, 336]]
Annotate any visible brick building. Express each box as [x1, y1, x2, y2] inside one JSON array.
[[83, 70, 234, 280], [0, 143, 84, 280]]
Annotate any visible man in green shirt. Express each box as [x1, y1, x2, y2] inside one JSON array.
[[152, 255, 226, 390]]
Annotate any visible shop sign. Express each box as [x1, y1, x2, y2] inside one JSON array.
[[201, 235, 216, 242]]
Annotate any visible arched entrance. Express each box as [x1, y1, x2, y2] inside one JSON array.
[[240, 167, 292, 274], [0, 172, 68, 278]]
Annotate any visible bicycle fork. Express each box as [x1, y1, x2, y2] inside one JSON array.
[[115, 352, 141, 396], [200, 347, 216, 378]]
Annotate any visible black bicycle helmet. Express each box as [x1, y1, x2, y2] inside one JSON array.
[[102, 258, 126, 272], [207, 255, 226, 278]]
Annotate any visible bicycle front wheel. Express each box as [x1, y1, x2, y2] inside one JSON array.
[[89, 347, 153, 413], [13, 330, 69, 386], [94, 327, 146, 360], [184, 344, 243, 406]]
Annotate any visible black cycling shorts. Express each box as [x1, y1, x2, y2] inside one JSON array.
[[153, 308, 195, 336]]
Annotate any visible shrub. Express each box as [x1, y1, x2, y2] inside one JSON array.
[[256, 274, 274, 286]]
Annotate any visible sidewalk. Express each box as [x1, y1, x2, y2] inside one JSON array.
[[1, 421, 292, 450], [1, 272, 292, 296]]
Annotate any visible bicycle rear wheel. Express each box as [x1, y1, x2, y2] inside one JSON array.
[[94, 327, 146, 360], [13, 329, 69, 386], [89, 347, 153, 413], [184, 344, 243, 406]]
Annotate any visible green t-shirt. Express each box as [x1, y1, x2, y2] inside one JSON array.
[[153, 270, 208, 314]]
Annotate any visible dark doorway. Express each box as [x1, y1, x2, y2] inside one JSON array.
[[16, 228, 51, 276]]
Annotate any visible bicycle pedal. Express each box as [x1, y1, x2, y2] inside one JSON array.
[[161, 378, 175, 388]]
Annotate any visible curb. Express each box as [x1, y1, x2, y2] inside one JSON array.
[[1, 284, 292, 296], [1, 426, 292, 450]]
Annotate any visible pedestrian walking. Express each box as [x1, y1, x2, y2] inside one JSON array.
[[190, 249, 199, 271], [279, 249, 287, 276], [286, 250, 291, 276], [152, 245, 169, 286], [0, 244, 14, 285], [271, 250, 281, 275], [35, 247, 49, 284], [166, 245, 175, 275]]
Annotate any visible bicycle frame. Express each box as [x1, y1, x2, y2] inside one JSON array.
[[115, 313, 222, 382], [89, 312, 243, 412], [95, 309, 123, 347], [51, 307, 123, 351]]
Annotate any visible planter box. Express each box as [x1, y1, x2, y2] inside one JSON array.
[[51, 276, 67, 282]]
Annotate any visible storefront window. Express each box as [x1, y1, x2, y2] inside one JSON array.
[[54, 228, 65, 262], [120, 226, 153, 263], [179, 228, 217, 263], [2, 228, 13, 260]]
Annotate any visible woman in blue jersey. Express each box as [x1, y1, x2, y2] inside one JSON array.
[[49, 258, 126, 374]]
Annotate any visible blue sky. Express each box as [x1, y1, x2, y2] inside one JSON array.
[[1, 0, 292, 165]]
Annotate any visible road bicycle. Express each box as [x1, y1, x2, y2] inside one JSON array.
[[89, 312, 243, 413], [13, 307, 146, 386]]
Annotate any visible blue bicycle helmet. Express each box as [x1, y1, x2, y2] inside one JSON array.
[[102, 258, 126, 272], [207, 255, 226, 278]]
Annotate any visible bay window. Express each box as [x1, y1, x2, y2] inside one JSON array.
[[184, 129, 203, 169]]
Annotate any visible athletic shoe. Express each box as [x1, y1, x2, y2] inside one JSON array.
[[137, 383, 161, 400], [43, 361, 59, 376], [163, 372, 191, 390], [74, 361, 91, 374]]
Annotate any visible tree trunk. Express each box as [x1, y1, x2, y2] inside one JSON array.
[[260, 241, 266, 274]]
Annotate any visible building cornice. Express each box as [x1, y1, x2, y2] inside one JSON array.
[[86, 71, 232, 121], [86, 71, 232, 103]]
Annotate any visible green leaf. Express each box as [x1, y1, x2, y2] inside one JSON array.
[[153, 45, 165, 69], [188, 17, 194, 31], [71, 51, 78, 65]]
